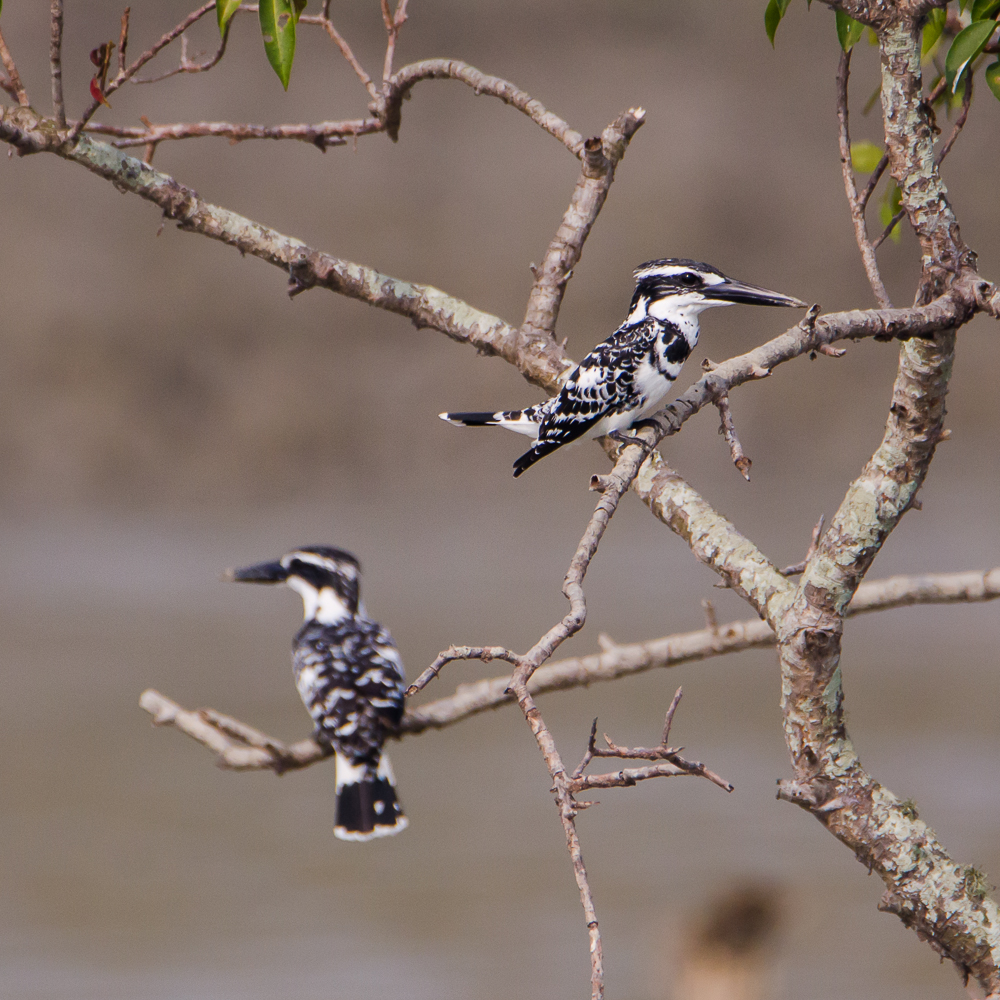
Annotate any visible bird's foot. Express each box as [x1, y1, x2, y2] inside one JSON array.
[[608, 425, 656, 458]]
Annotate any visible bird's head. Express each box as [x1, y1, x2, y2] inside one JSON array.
[[225, 545, 361, 624], [628, 259, 806, 324]]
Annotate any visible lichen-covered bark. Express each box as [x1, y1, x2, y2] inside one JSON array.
[[768, 6, 999, 989]]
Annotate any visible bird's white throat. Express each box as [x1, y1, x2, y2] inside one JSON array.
[[287, 577, 351, 623]]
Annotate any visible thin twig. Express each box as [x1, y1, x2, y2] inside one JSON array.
[[381, 0, 410, 86], [935, 70, 972, 166], [50, 0, 66, 125], [858, 153, 888, 212], [0, 28, 29, 107], [405, 645, 518, 697], [872, 208, 906, 250], [836, 49, 892, 308], [308, 14, 376, 99], [779, 514, 826, 577], [713, 393, 751, 481], [69, 2, 216, 140], [118, 8, 131, 75]]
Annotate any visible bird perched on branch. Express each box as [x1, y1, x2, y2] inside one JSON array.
[[226, 546, 408, 841], [441, 259, 805, 477]]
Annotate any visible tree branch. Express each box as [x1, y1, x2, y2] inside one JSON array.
[[49, 0, 66, 126], [378, 59, 585, 151], [520, 108, 646, 343], [139, 565, 1000, 755], [0, 27, 29, 108], [837, 48, 892, 308]]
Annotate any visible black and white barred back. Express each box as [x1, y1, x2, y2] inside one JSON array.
[[293, 615, 407, 840], [229, 545, 408, 842], [441, 259, 805, 476]]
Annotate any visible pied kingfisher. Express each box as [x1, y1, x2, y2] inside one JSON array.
[[228, 546, 408, 842], [441, 259, 805, 476]]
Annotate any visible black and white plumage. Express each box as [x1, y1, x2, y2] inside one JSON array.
[[229, 546, 407, 842], [441, 259, 806, 476]]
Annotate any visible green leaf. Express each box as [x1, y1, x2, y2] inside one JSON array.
[[765, 0, 782, 46], [259, 0, 303, 90], [880, 181, 903, 243], [986, 60, 1000, 100], [866, 26, 879, 46], [217, 0, 241, 35], [836, 10, 865, 51], [960, 0, 973, 12], [851, 140, 884, 173], [922, 7, 946, 57], [945, 18, 998, 91], [971, 0, 1000, 20]]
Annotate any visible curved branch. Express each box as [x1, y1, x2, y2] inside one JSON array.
[[379, 59, 585, 152], [520, 108, 645, 344]]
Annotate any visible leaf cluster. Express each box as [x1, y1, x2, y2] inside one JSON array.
[[765, 0, 1000, 102]]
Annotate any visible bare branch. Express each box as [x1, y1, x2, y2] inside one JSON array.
[[405, 645, 518, 697], [303, 13, 376, 99], [86, 117, 379, 150], [837, 49, 892, 308], [779, 514, 826, 577], [141, 566, 1000, 754], [380, 59, 585, 152], [0, 28, 29, 108], [520, 108, 646, 343], [712, 393, 751, 481], [69, 2, 216, 140], [935, 69, 972, 167], [130, 22, 229, 85], [50, 1, 66, 126], [381, 0, 410, 86], [118, 7, 131, 75]]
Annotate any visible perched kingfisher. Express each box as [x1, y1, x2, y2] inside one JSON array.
[[440, 259, 805, 476], [227, 546, 408, 841]]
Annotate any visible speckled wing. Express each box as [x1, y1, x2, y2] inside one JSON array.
[[512, 320, 659, 476], [292, 618, 406, 764]]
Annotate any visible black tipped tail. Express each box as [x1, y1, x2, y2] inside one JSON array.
[[439, 411, 501, 427], [334, 752, 407, 842], [513, 440, 561, 477]]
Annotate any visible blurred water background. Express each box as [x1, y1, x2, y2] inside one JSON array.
[[1, 2, 998, 998]]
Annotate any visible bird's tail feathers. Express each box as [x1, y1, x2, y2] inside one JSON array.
[[513, 440, 561, 477], [334, 750, 407, 842], [439, 410, 540, 439]]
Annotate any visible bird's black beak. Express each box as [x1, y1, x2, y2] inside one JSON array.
[[702, 277, 806, 309], [222, 560, 288, 584]]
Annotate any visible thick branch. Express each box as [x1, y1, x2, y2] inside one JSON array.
[[86, 118, 380, 150], [520, 108, 645, 343]]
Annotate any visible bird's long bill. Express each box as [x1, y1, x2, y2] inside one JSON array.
[[227, 560, 289, 584], [702, 277, 806, 308]]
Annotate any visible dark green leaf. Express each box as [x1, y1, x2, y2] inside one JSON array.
[[851, 140, 884, 173], [880, 181, 903, 243], [765, 0, 782, 46], [259, 0, 302, 90], [922, 8, 946, 57], [945, 19, 998, 90], [960, 0, 973, 12], [217, 0, 241, 35], [971, 0, 1000, 20], [836, 10, 865, 52], [985, 60, 1000, 100]]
